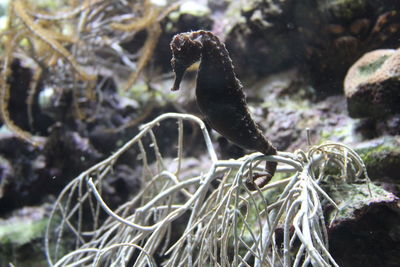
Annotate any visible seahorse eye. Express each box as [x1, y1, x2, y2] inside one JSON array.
[[170, 35, 183, 53]]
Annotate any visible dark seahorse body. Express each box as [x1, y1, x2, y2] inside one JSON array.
[[170, 30, 277, 190]]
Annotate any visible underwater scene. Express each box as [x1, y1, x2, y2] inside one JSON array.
[[0, 0, 399, 266]]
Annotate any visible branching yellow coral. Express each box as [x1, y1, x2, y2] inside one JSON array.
[[0, 32, 40, 146], [122, 23, 161, 92], [111, 0, 178, 91], [0, 0, 178, 144], [111, 0, 159, 32], [13, 0, 95, 81]]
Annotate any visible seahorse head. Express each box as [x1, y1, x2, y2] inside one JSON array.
[[170, 32, 203, 91]]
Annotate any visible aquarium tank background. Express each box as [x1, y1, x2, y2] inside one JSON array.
[[0, 0, 399, 266]]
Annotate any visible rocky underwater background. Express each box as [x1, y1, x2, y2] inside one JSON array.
[[0, 0, 400, 266]]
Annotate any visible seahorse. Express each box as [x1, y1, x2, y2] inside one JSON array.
[[170, 30, 277, 190]]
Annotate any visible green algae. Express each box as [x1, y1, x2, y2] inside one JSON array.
[[0, 218, 47, 246], [358, 55, 390, 76], [323, 182, 396, 224], [355, 136, 400, 180]]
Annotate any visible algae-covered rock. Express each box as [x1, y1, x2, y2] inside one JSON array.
[[355, 136, 400, 182], [324, 182, 398, 225], [0, 206, 48, 266], [323, 182, 400, 267], [344, 49, 400, 118]]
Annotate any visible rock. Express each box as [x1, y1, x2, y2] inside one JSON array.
[[355, 114, 400, 138], [223, 0, 400, 92], [324, 182, 400, 267], [0, 206, 48, 266], [355, 136, 400, 183], [344, 49, 400, 118], [0, 134, 41, 214], [272, 177, 400, 267], [224, 0, 297, 78], [44, 123, 102, 179], [295, 0, 400, 92]]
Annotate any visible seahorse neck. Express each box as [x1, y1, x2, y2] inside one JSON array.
[[193, 31, 239, 95]]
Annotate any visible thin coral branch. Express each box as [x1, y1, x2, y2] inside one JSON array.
[[45, 113, 370, 266]]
